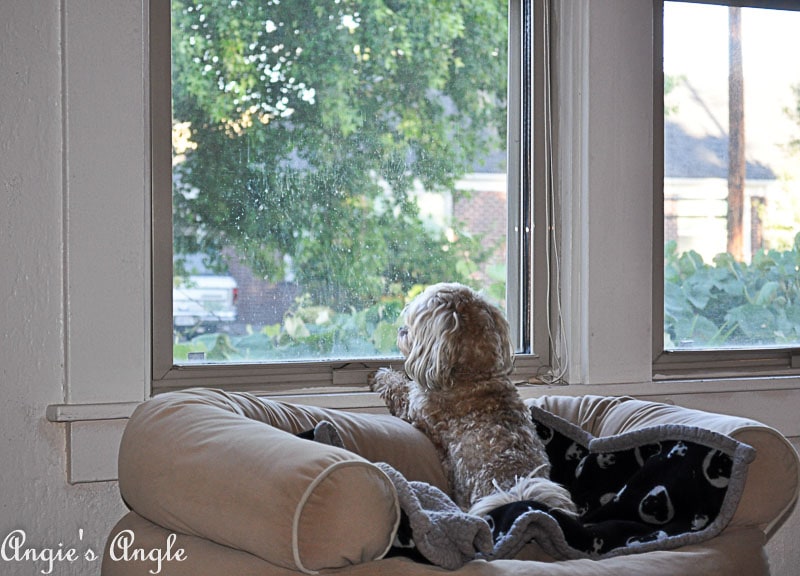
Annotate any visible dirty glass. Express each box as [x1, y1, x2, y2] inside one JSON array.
[[170, 0, 510, 363]]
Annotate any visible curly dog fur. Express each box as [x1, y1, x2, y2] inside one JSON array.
[[371, 282, 576, 517]]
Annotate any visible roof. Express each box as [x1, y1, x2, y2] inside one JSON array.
[[665, 119, 776, 180]]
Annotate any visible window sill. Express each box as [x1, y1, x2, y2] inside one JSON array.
[[46, 402, 140, 423], [46, 375, 800, 422], [46, 402, 140, 485], [47, 375, 800, 484]]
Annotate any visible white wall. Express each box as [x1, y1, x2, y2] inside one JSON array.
[[0, 1, 143, 574], [0, 0, 797, 575]]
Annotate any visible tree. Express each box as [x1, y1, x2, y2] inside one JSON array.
[[171, 0, 507, 310]]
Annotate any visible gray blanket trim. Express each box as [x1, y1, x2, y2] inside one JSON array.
[[375, 412, 756, 569], [376, 462, 494, 570], [486, 508, 576, 562], [529, 404, 594, 447]]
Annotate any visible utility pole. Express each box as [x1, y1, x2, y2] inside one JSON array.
[[727, 6, 745, 261]]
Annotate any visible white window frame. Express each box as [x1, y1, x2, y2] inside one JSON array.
[[44, 0, 800, 485], [149, 0, 553, 393], [652, 0, 800, 380]]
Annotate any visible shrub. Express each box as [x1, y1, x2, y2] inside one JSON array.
[[664, 233, 800, 348]]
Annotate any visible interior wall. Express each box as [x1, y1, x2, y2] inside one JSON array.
[[0, 2, 128, 575]]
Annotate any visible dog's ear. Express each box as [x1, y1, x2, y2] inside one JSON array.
[[422, 310, 461, 390], [403, 292, 462, 390]]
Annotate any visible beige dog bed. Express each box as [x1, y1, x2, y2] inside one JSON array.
[[103, 388, 798, 576]]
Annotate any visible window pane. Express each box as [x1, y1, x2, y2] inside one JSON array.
[[663, 3, 800, 350], [171, 0, 510, 363]]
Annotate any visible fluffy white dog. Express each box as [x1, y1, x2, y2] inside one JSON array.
[[370, 283, 576, 517]]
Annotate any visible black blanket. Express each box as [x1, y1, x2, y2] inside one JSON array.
[[484, 405, 756, 561], [383, 405, 755, 567]]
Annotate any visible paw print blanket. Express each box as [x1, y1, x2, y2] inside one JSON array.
[[373, 405, 755, 569]]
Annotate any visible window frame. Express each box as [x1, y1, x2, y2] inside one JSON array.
[[42, 0, 800, 486], [150, 0, 552, 393], [652, 0, 800, 380]]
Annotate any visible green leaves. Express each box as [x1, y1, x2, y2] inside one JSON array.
[[664, 235, 800, 348], [174, 291, 407, 361], [171, 0, 508, 313]]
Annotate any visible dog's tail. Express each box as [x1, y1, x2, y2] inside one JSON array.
[[468, 466, 578, 518]]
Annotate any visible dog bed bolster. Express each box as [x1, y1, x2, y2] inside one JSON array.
[[118, 389, 402, 574]]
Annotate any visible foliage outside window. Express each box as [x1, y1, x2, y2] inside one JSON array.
[[170, 0, 511, 363]]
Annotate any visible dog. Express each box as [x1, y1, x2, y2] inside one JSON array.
[[370, 282, 577, 517]]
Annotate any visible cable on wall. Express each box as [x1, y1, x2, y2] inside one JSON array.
[[535, 0, 570, 385]]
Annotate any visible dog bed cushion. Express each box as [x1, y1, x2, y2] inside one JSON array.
[[118, 389, 404, 574]]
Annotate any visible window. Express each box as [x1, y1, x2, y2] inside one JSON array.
[[152, 0, 550, 390], [656, 1, 800, 375]]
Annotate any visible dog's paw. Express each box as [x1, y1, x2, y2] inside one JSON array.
[[314, 421, 345, 449], [367, 370, 380, 392], [367, 367, 393, 392]]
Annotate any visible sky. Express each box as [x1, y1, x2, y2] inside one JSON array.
[[663, 2, 800, 178], [663, 3, 800, 85]]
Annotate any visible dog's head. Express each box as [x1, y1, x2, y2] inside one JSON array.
[[399, 282, 514, 391]]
